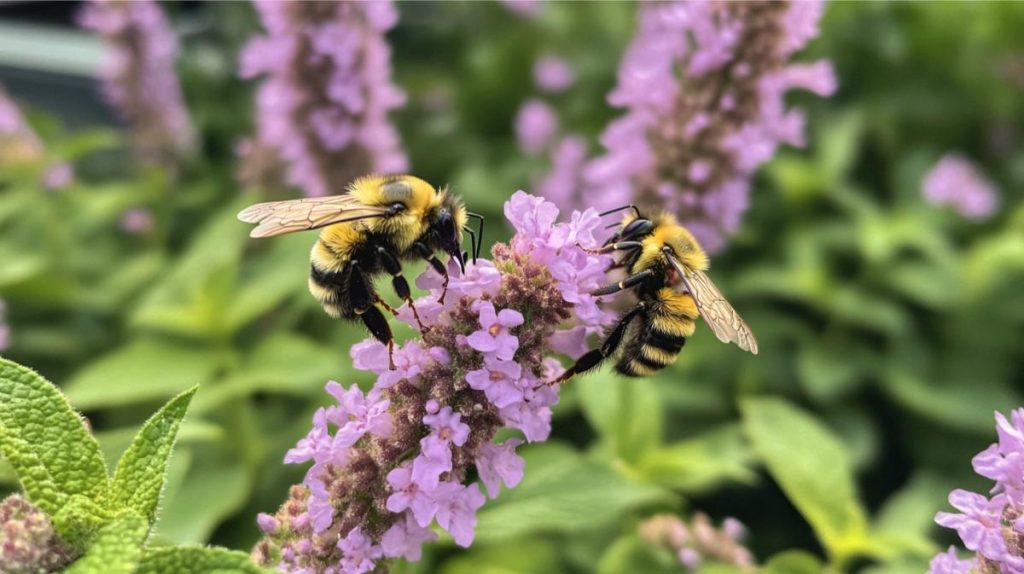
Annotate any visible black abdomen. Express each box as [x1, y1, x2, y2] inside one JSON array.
[[614, 312, 688, 377]]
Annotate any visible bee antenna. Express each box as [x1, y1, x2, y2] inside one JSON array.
[[598, 205, 640, 218], [463, 225, 478, 264], [466, 211, 484, 260]]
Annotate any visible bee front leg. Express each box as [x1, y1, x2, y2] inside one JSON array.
[[413, 241, 450, 305], [592, 269, 654, 296], [578, 241, 644, 255], [377, 246, 427, 332]]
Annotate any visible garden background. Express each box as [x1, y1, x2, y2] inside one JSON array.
[[1, 2, 1023, 572]]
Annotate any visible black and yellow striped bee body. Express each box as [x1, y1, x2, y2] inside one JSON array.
[[239, 174, 481, 368], [553, 209, 756, 384], [613, 287, 698, 377]]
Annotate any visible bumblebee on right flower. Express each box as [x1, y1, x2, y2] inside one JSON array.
[[554, 207, 758, 384]]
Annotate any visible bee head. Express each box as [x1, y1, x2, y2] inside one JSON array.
[[428, 190, 467, 272]]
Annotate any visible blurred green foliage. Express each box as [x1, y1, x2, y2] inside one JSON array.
[[2, 2, 1024, 572]]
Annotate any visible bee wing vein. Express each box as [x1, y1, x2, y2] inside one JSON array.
[[237, 195, 390, 238], [669, 256, 758, 355]]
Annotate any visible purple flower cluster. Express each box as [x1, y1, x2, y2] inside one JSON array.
[[239, 1, 407, 197], [931, 409, 1024, 573], [572, 1, 835, 252], [0, 494, 77, 573], [253, 193, 613, 572], [0, 86, 73, 190], [639, 513, 755, 572], [78, 0, 195, 168], [922, 153, 999, 221]]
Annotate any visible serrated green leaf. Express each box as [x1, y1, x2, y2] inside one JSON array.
[[741, 397, 869, 564], [110, 386, 197, 525], [137, 546, 267, 574], [63, 514, 147, 574], [474, 443, 670, 543], [51, 494, 116, 549], [64, 339, 224, 410], [0, 359, 108, 514]]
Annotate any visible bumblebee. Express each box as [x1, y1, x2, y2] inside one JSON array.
[[238, 175, 483, 368], [553, 207, 757, 384]]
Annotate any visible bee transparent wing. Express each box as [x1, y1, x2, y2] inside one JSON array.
[[237, 195, 390, 238], [668, 255, 759, 355]]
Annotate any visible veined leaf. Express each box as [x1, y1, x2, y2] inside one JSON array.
[[137, 546, 269, 574], [63, 514, 148, 574], [110, 386, 197, 525], [741, 397, 869, 564], [0, 358, 108, 514]]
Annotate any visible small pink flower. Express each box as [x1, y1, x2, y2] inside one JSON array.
[[475, 439, 525, 498], [466, 302, 524, 361], [432, 482, 486, 548], [534, 55, 576, 93]]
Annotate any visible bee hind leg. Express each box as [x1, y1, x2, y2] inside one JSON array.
[[358, 306, 396, 370], [350, 260, 397, 370], [550, 306, 642, 385]]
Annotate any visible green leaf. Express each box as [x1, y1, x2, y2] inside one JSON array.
[[0, 358, 108, 514], [192, 333, 345, 413], [741, 397, 869, 564], [154, 460, 252, 544], [51, 494, 116, 549], [474, 443, 670, 543], [632, 425, 756, 493], [576, 372, 664, 462], [110, 386, 197, 524], [137, 546, 268, 574], [762, 550, 826, 574], [597, 535, 680, 574], [63, 514, 148, 574], [440, 537, 566, 574], [64, 339, 224, 410]]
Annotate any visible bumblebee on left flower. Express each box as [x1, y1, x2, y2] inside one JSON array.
[[237, 174, 483, 369]]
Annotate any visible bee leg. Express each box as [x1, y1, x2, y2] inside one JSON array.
[[359, 306, 396, 370], [350, 261, 397, 370], [551, 306, 643, 385], [578, 241, 643, 255], [413, 241, 450, 305], [377, 246, 427, 332], [592, 269, 654, 297]]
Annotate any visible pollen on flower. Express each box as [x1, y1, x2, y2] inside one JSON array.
[[254, 192, 614, 572]]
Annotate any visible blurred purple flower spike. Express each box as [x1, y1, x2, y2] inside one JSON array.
[[79, 0, 195, 168], [536, 1, 836, 252], [239, 1, 407, 197]]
